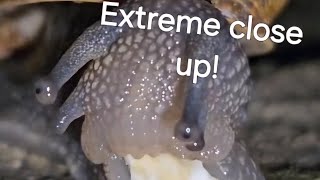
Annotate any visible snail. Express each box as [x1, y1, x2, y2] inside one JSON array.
[[34, 0, 267, 179]]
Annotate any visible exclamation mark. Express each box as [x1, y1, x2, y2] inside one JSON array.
[[212, 55, 219, 79]]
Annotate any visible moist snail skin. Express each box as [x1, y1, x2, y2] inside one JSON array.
[[35, 0, 264, 179]]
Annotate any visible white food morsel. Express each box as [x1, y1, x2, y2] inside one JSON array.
[[125, 154, 218, 180]]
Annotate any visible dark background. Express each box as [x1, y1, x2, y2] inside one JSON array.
[[246, 1, 320, 179]]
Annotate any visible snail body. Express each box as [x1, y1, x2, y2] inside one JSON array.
[[35, 0, 263, 179]]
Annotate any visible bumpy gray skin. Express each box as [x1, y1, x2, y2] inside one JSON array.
[[35, 0, 264, 179]]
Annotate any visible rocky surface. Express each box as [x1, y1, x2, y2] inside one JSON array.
[[243, 1, 320, 179], [246, 59, 320, 180]]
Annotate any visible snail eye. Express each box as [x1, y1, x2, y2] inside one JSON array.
[[34, 78, 58, 105], [35, 87, 41, 94], [174, 121, 205, 151]]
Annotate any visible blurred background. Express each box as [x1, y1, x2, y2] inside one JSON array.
[[0, 0, 319, 179]]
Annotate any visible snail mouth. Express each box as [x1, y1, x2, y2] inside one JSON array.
[[125, 153, 217, 180]]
